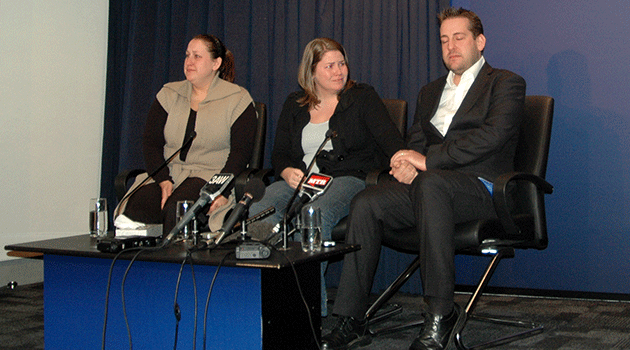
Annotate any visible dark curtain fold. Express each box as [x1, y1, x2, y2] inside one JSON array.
[[101, 1, 448, 292]]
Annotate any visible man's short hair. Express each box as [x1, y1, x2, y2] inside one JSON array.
[[438, 7, 484, 38]]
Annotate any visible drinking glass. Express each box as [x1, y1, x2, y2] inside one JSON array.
[[176, 200, 195, 241], [89, 198, 108, 237], [300, 205, 322, 252]]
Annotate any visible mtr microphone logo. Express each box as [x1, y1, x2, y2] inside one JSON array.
[[303, 173, 332, 192]]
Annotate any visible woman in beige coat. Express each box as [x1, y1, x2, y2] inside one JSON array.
[[119, 34, 256, 235]]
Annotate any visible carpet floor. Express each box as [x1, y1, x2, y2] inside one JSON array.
[[2, 283, 630, 349]]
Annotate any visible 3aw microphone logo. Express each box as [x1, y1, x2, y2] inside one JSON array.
[[208, 174, 232, 185]]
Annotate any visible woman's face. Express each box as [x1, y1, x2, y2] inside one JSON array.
[[184, 39, 221, 87], [313, 50, 348, 96]]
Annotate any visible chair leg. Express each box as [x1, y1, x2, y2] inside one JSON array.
[[454, 247, 543, 350], [365, 256, 424, 336]]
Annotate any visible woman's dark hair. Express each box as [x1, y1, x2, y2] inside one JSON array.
[[193, 34, 235, 82]]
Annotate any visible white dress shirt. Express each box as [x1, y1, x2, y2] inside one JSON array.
[[431, 56, 486, 136]]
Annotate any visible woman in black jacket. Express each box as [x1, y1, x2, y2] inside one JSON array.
[[249, 38, 404, 316]]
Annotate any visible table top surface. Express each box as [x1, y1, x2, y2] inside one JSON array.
[[5, 234, 358, 269]]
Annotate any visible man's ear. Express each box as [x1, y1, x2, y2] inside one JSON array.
[[476, 34, 486, 52]]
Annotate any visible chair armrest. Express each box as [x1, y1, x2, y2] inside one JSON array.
[[366, 167, 392, 186], [115, 169, 146, 201], [492, 172, 554, 237]]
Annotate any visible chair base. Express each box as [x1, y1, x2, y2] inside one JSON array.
[[454, 314, 543, 350], [363, 247, 544, 349]]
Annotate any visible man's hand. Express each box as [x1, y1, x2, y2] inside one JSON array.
[[389, 150, 427, 184], [390, 150, 427, 172], [390, 160, 418, 184], [159, 180, 173, 209], [280, 167, 305, 189]]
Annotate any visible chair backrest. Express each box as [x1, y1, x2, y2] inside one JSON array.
[[250, 102, 267, 169], [515, 96, 554, 178], [512, 95, 554, 249], [382, 98, 408, 139]]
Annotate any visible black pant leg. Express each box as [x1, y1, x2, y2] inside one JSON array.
[[332, 180, 416, 319], [122, 182, 162, 225], [410, 170, 496, 315], [161, 177, 207, 234]]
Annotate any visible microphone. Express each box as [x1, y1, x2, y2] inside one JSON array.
[[266, 173, 333, 245], [151, 131, 197, 180], [214, 178, 267, 246], [282, 130, 337, 222], [285, 173, 333, 219], [160, 173, 234, 247], [243, 206, 275, 226], [116, 131, 197, 215]]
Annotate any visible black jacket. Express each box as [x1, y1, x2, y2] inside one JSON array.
[[272, 83, 404, 180], [408, 63, 526, 182]]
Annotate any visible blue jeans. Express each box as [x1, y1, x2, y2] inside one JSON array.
[[249, 176, 366, 316]]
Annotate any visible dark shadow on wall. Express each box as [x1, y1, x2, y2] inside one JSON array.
[[543, 49, 630, 291]]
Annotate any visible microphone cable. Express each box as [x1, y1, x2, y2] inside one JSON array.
[[107, 244, 201, 350], [120, 248, 149, 350], [101, 244, 170, 350], [201, 250, 231, 350], [271, 244, 323, 350], [178, 238, 323, 350], [171, 250, 198, 350], [101, 246, 156, 350]]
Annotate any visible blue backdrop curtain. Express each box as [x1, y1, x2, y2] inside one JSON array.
[[100, 0, 449, 293]]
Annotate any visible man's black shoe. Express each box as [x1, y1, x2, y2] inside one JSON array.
[[409, 304, 465, 350], [322, 316, 371, 350]]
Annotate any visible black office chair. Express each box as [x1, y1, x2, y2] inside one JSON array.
[[334, 96, 554, 350], [381, 98, 408, 139], [114, 101, 267, 202]]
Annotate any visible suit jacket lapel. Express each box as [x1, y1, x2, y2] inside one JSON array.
[[449, 62, 493, 128]]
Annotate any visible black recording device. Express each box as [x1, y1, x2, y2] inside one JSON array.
[[97, 236, 159, 253], [235, 241, 271, 259]]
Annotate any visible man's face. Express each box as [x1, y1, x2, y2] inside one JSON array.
[[440, 17, 486, 77]]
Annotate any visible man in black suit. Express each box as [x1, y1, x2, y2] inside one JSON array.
[[322, 7, 526, 350]]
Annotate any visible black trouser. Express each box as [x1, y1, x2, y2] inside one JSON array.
[[332, 170, 496, 318], [123, 177, 207, 235]]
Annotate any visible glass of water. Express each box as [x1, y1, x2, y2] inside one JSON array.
[[89, 198, 108, 237], [300, 205, 322, 252], [176, 200, 195, 241]]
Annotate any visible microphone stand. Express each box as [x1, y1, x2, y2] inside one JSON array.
[[115, 131, 197, 216], [279, 130, 336, 250]]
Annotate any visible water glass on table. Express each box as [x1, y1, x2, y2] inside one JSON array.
[[176, 200, 196, 243], [89, 198, 108, 237], [300, 205, 322, 252]]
